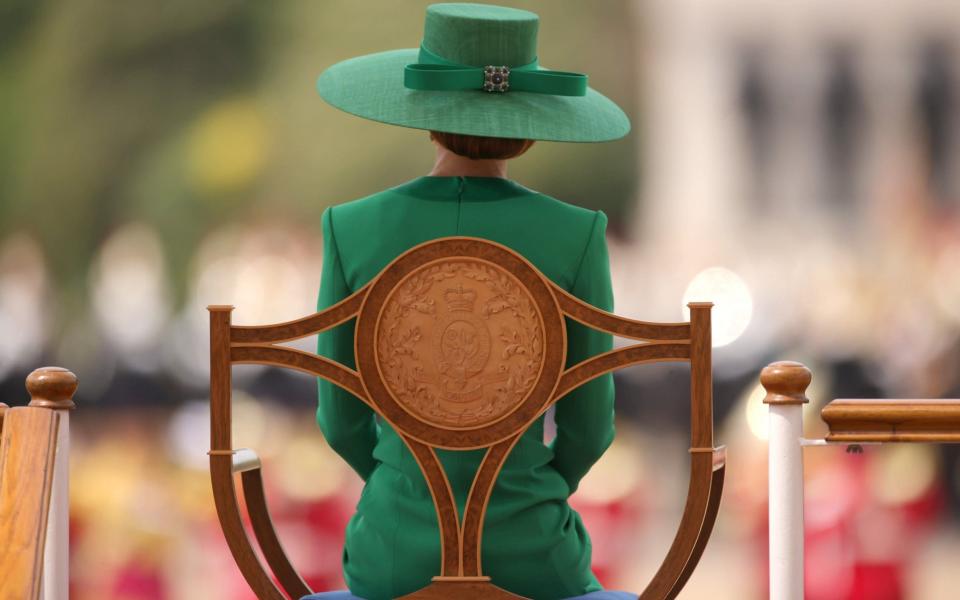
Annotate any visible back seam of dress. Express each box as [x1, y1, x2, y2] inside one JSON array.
[[456, 175, 464, 234]]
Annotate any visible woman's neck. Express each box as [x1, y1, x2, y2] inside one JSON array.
[[427, 143, 508, 179]]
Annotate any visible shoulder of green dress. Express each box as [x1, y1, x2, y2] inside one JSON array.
[[514, 193, 603, 289], [323, 186, 405, 225], [529, 190, 600, 222]]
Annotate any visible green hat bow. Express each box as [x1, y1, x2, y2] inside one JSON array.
[[404, 44, 588, 96]]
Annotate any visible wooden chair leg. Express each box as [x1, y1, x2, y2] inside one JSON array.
[[241, 466, 311, 599], [638, 450, 721, 600], [667, 450, 726, 598], [210, 454, 286, 600]]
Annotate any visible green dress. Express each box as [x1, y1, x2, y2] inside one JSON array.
[[316, 175, 615, 600]]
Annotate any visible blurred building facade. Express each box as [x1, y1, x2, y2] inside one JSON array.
[[622, 0, 960, 389]]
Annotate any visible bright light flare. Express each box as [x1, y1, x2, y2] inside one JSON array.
[[743, 383, 769, 441], [682, 267, 753, 347]]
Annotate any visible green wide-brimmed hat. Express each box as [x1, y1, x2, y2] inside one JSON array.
[[316, 2, 630, 143]]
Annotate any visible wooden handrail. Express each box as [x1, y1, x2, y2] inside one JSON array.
[[822, 398, 960, 443]]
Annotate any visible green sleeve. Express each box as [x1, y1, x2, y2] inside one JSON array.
[[316, 207, 380, 481], [548, 210, 616, 494]]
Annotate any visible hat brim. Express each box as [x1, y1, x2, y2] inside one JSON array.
[[317, 49, 630, 143]]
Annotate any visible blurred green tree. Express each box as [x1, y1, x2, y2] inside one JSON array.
[[0, 0, 638, 327]]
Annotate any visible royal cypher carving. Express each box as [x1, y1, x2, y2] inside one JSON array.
[[376, 259, 544, 428]]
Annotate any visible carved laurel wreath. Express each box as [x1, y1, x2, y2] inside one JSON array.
[[377, 260, 544, 427]]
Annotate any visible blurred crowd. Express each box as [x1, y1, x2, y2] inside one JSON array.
[[1, 1, 959, 598]]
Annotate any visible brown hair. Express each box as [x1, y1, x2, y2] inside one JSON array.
[[430, 131, 535, 160]]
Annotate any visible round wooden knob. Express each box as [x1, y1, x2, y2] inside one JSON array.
[[761, 361, 811, 405], [26, 367, 78, 410]]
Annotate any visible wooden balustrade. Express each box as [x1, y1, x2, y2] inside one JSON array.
[[759, 359, 960, 600], [0, 367, 77, 600]]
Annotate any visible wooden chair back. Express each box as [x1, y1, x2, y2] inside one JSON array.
[[0, 367, 77, 600], [209, 236, 725, 600]]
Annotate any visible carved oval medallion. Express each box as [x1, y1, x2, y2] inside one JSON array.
[[376, 258, 545, 429]]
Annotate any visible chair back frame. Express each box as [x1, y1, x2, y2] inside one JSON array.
[[209, 236, 725, 600]]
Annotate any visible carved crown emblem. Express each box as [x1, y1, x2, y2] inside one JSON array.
[[444, 285, 477, 312]]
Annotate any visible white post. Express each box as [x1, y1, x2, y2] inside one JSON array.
[[26, 367, 78, 600], [768, 404, 804, 600], [761, 361, 812, 600]]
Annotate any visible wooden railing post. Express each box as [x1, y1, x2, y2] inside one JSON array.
[[761, 361, 810, 600], [26, 367, 78, 600]]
